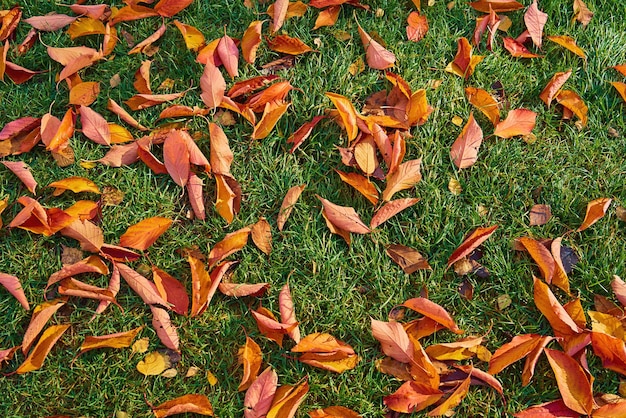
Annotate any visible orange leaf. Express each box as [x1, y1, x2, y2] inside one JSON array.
[[267, 381, 309, 418], [49, 176, 99, 196], [427, 374, 471, 416], [325, 92, 358, 142], [335, 170, 378, 205], [445, 38, 483, 79], [406, 89, 432, 127], [386, 244, 430, 274], [107, 98, 148, 131], [539, 69, 572, 107], [116, 263, 169, 307], [119, 217, 172, 251], [371, 319, 414, 363], [354, 135, 377, 175], [518, 237, 556, 282], [22, 300, 65, 354], [153, 0, 194, 17], [152, 394, 213, 418], [357, 21, 395, 70], [371, 198, 419, 229], [577, 197, 612, 232], [469, 0, 523, 13], [384, 381, 443, 414], [124, 92, 186, 111], [277, 185, 305, 231], [16, 324, 70, 374], [151, 305, 179, 351], [613, 65, 626, 77], [60, 219, 104, 252], [488, 334, 546, 375], [447, 225, 498, 268], [67, 17, 106, 40], [556, 90, 588, 126], [406, 11, 428, 42], [493, 109, 537, 138], [524, 0, 548, 48], [591, 331, 626, 376], [316, 195, 370, 234], [292, 333, 358, 373], [573, 0, 594, 26], [208, 227, 251, 269], [313, 6, 340, 30], [244, 367, 278, 418], [239, 336, 263, 391], [550, 237, 571, 294], [402, 297, 464, 334], [611, 81, 626, 103], [271, 0, 289, 33], [382, 158, 422, 202], [0, 272, 29, 310], [252, 102, 291, 140], [78, 326, 143, 355], [424, 336, 483, 361], [544, 348, 594, 415], [209, 123, 233, 176], [450, 113, 483, 169], [129, 24, 166, 55], [279, 283, 300, 342], [214, 174, 237, 224], [309, 406, 361, 417], [46, 108, 75, 152], [152, 267, 189, 316], [252, 308, 293, 347], [251, 217, 273, 256], [69, 81, 100, 106], [188, 254, 212, 318], [533, 276, 581, 336], [548, 35, 586, 59], [163, 130, 190, 187], [173, 20, 205, 51], [200, 62, 226, 110], [241, 21, 264, 64], [465, 87, 500, 126], [502, 37, 542, 58], [267, 35, 313, 55], [0, 346, 20, 367], [219, 282, 270, 297], [288, 115, 325, 153], [521, 335, 552, 386]]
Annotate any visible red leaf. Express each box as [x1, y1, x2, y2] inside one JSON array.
[[447, 225, 498, 268], [488, 334, 547, 375], [79, 106, 111, 146], [514, 399, 579, 417], [450, 113, 483, 169], [287, 115, 324, 153], [544, 348, 594, 415], [503, 37, 542, 58], [577, 197, 611, 232], [154, 0, 193, 17], [244, 367, 278, 418], [0, 272, 30, 310], [371, 198, 420, 229], [1, 161, 37, 194], [524, 0, 548, 48], [493, 109, 537, 138], [316, 195, 370, 234], [153, 267, 189, 316], [357, 21, 395, 70]]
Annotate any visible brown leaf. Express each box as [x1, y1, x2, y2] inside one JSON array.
[[539, 69, 572, 107], [524, 0, 547, 48], [402, 297, 464, 334], [267, 35, 313, 55], [78, 326, 143, 356], [577, 197, 612, 232], [386, 244, 431, 274], [279, 283, 300, 343], [573, 0, 593, 26], [544, 348, 594, 415], [277, 185, 305, 231], [151, 305, 179, 352], [371, 198, 420, 229], [16, 324, 70, 374], [447, 225, 497, 268], [384, 381, 443, 414], [357, 21, 395, 70], [493, 109, 537, 138], [316, 195, 370, 234], [208, 227, 251, 269], [382, 158, 422, 201], [152, 394, 213, 418], [244, 367, 278, 418], [239, 336, 263, 391], [251, 218, 273, 256], [450, 113, 483, 169], [529, 204, 552, 226], [406, 11, 428, 43], [547, 35, 586, 59]]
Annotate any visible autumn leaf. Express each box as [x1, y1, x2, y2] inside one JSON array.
[[119, 217, 172, 251], [382, 158, 422, 202], [251, 218, 273, 256], [402, 297, 464, 334], [469, 0, 523, 13], [524, 0, 548, 48], [514, 399, 580, 418], [24, 14, 76, 32], [544, 348, 594, 415], [533, 276, 581, 336], [493, 109, 537, 138], [356, 20, 396, 70], [151, 305, 180, 351], [612, 82, 626, 103], [267, 35, 313, 55], [129, 24, 166, 55], [208, 227, 251, 269], [313, 6, 340, 30], [116, 263, 169, 307], [239, 336, 263, 391], [316, 195, 371, 234], [424, 335, 484, 361], [573, 0, 594, 26], [591, 331, 626, 376], [386, 244, 431, 273], [450, 113, 483, 169], [279, 283, 300, 343], [241, 20, 264, 64], [539, 69, 572, 107], [22, 300, 65, 355], [163, 130, 190, 187], [548, 35, 586, 59], [503, 37, 542, 58], [252, 101, 291, 140], [371, 319, 414, 363], [217, 32, 239, 79], [518, 237, 556, 282], [0, 272, 30, 310], [465, 87, 500, 126], [244, 367, 278, 418], [406, 11, 428, 43], [488, 334, 547, 375], [267, 380, 309, 418], [288, 115, 325, 153], [427, 374, 471, 416], [152, 267, 189, 316], [384, 381, 443, 414], [447, 225, 497, 268], [1, 161, 37, 194], [325, 92, 358, 142], [79, 106, 111, 146], [173, 20, 205, 51], [577, 197, 612, 232], [16, 324, 70, 374], [371, 198, 420, 229], [152, 394, 213, 417], [200, 62, 226, 110], [445, 37, 483, 80], [78, 326, 143, 356], [309, 406, 361, 417], [277, 185, 305, 231], [556, 90, 588, 126]]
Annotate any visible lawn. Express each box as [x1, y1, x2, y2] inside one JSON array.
[[1, 0, 626, 416]]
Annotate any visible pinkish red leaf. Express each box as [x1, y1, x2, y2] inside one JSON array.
[[371, 319, 414, 363], [357, 21, 395, 70], [116, 263, 169, 307], [150, 305, 179, 351], [371, 198, 420, 229], [1, 161, 37, 194], [316, 195, 371, 234], [200, 62, 226, 110], [0, 272, 30, 310], [450, 113, 483, 169], [524, 0, 548, 48], [244, 367, 278, 418], [163, 130, 190, 187], [279, 283, 300, 343]]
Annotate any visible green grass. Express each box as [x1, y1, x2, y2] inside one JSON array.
[[1, 0, 626, 416]]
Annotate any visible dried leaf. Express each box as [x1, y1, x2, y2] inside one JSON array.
[[402, 297, 463, 334], [309, 406, 360, 417], [241, 21, 263, 64], [267, 381, 309, 418], [239, 336, 263, 391], [612, 82, 626, 103], [151, 305, 179, 352], [445, 37, 483, 79], [371, 198, 420, 229], [573, 0, 593, 26], [493, 109, 537, 138], [556, 90, 588, 126], [0, 272, 30, 310], [447, 225, 497, 268], [518, 237, 555, 282], [465, 87, 500, 126], [514, 399, 579, 417], [252, 218, 273, 255], [524, 0, 547, 48], [16, 324, 70, 374], [316, 195, 370, 234], [384, 381, 443, 414], [357, 21, 395, 70], [279, 283, 300, 343], [78, 326, 143, 355], [591, 331, 626, 376], [252, 102, 291, 140], [407, 11, 429, 42], [450, 113, 483, 169], [1, 161, 37, 194], [544, 348, 594, 415], [386, 244, 430, 274], [163, 130, 190, 187], [152, 394, 213, 417], [577, 197, 611, 232], [173, 20, 205, 51], [313, 6, 340, 30], [277, 185, 305, 231], [326, 93, 358, 142], [244, 367, 278, 418], [488, 334, 545, 375], [137, 351, 170, 375], [539, 70, 572, 107], [469, 0, 523, 13], [25, 14, 76, 31], [371, 319, 414, 363], [503, 37, 542, 58], [217, 33, 239, 79], [79, 106, 111, 146], [129, 24, 166, 55], [208, 227, 251, 269], [382, 158, 422, 201], [116, 263, 169, 307], [119, 217, 172, 251], [200, 62, 226, 110], [427, 374, 471, 416], [268, 35, 313, 55], [533, 276, 581, 336], [548, 35, 587, 59], [153, 267, 189, 316], [529, 204, 552, 226]]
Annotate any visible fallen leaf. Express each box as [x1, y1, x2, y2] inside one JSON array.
[[132, 337, 149, 354], [591, 331, 626, 376], [612, 82, 626, 103], [244, 367, 278, 418], [208, 227, 251, 269], [119, 217, 172, 251], [152, 394, 213, 417], [384, 381, 443, 414], [386, 244, 431, 273], [267, 380, 309, 418], [271, 0, 289, 33], [309, 406, 361, 417], [129, 24, 166, 55], [427, 374, 471, 416], [219, 282, 270, 297], [544, 348, 594, 415], [577, 197, 612, 232], [450, 113, 483, 169], [447, 225, 498, 268], [163, 130, 190, 187], [518, 237, 555, 282], [239, 336, 263, 391], [529, 204, 552, 226], [548, 35, 586, 59], [137, 350, 170, 375], [371, 198, 420, 229], [371, 319, 414, 363], [573, 0, 593, 26], [277, 185, 305, 231], [116, 263, 169, 307], [24, 14, 76, 31], [356, 20, 396, 70], [267, 35, 313, 55], [316, 195, 370, 234], [503, 37, 542, 58], [151, 305, 179, 352], [1, 161, 37, 194], [173, 20, 205, 51], [251, 218, 273, 256], [514, 399, 579, 418], [402, 297, 464, 334], [241, 20, 264, 64], [556, 90, 588, 126], [16, 324, 70, 374], [78, 326, 143, 356], [326, 93, 358, 142], [539, 69, 572, 107], [217, 32, 239, 79], [533, 276, 581, 336], [445, 37, 483, 79], [0, 272, 30, 310], [407, 11, 428, 42], [382, 158, 422, 201], [313, 6, 340, 30], [107, 99, 148, 131], [524, 0, 548, 48], [153, 267, 189, 316], [469, 0, 523, 13], [153, 0, 193, 17], [79, 106, 111, 146], [252, 102, 291, 140], [493, 109, 537, 138], [200, 62, 226, 110], [465, 87, 500, 126]]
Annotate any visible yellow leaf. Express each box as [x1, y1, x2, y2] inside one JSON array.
[[206, 370, 218, 386], [136, 351, 170, 376], [132, 337, 149, 354]]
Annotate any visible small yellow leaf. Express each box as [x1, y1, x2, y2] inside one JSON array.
[[448, 178, 462, 195], [161, 368, 178, 378], [348, 57, 365, 76], [80, 161, 96, 169], [136, 351, 169, 376], [206, 370, 218, 386], [452, 115, 463, 126], [132, 337, 149, 354], [186, 366, 201, 377]]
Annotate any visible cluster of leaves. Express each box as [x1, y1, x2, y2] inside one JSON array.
[[0, 0, 625, 416]]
